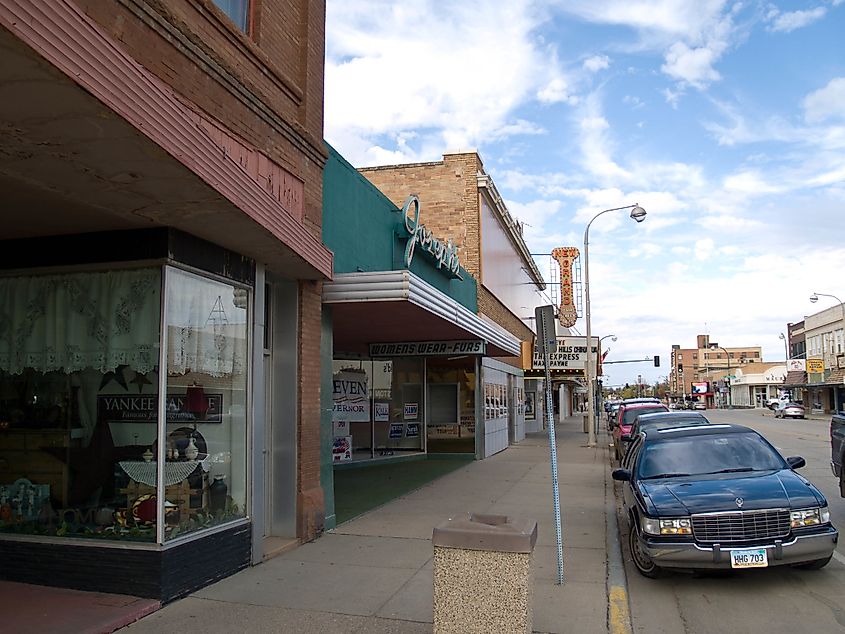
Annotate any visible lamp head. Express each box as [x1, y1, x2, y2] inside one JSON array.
[[778, 332, 785, 340], [809, 293, 819, 303], [629, 205, 647, 223]]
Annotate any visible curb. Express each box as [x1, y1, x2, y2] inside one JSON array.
[[604, 431, 632, 634]]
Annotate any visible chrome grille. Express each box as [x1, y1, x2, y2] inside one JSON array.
[[691, 509, 790, 543]]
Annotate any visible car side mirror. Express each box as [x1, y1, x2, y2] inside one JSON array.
[[611, 468, 631, 482], [786, 456, 805, 469]]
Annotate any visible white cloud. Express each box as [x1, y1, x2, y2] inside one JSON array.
[[623, 95, 645, 109], [803, 77, 845, 123], [583, 55, 610, 72], [766, 6, 827, 33], [694, 238, 716, 261], [537, 77, 578, 105], [661, 41, 722, 87]]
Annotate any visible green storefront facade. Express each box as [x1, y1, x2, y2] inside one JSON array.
[[320, 146, 521, 529]]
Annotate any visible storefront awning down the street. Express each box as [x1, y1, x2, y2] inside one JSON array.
[[323, 270, 521, 358]]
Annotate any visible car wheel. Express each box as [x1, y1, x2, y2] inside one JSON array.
[[793, 555, 832, 570], [629, 525, 661, 578]]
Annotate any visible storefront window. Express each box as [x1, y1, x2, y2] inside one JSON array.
[[427, 359, 475, 453], [163, 267, 249, 541], [332, 357, 424, 462], [0, 268, 161, 541], [0, 265, 249, 544]]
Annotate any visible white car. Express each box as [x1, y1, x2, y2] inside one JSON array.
[[774, 402, 805, 419]]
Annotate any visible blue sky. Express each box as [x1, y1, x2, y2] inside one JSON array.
[[324, 0, 845, 386]]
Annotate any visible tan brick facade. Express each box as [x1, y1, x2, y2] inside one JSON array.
[[360, 152, 535, 349]]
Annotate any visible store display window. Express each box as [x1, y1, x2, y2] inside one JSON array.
[[332, 357, 424, 461], [0, 265, 250, 544], [426, 359, 475, 453]]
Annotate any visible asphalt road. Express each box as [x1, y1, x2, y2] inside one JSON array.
[[615, 408, 845, 634]]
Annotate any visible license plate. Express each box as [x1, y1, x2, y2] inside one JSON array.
[[730, 548, 768, 568]]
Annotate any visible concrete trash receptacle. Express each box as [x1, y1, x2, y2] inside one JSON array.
[[432, 513, 538, 634], [583, 413, 590, 432]]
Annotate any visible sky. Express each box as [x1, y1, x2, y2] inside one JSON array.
[[323, 0, 845, 386]]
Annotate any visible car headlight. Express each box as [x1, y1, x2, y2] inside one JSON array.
[[791, 507, 829, 528], [641, 516, 692, 535]]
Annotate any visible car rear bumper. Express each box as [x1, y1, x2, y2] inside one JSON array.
[[638, 527, 838, 569]]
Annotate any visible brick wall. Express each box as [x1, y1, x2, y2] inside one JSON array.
[[478, 286, 535, 343], [78, 0, 327, 232], [360, 152, 535, 344], [298, 279, 325, 540], [75, 0, 328, 540], [359, 152, 484, 278]]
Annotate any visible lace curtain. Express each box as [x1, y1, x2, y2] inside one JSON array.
[[0, 268, 161, 375], [165, 268, 247, 378]]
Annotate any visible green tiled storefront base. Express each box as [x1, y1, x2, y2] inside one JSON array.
[[333, 455, 473, 525]]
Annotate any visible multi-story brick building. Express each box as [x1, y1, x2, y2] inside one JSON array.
[[0, 0, 330, 600], [359, 152, 545, 347], [670, 335, 762, 406]]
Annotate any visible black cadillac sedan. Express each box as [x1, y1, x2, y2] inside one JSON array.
[[613, 424, 838, 577]]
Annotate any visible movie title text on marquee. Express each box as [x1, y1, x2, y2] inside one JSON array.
[[532, 336, 599, 371]]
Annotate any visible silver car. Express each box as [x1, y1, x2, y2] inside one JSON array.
[[775, 402, 805, 419]]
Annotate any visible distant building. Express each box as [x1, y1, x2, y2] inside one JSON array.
[[669, 335, 763, 407]]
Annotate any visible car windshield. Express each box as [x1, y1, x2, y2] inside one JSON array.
[[637, 432, 787, 479], [622, 406, 667, 426], [638, 417, 706, 433]]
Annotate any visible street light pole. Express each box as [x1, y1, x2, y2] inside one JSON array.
[[584, 204, 646, 448], [710, 344, 731, 408], [810, 292, 845, 326], [779, 332, 789, 362], [809, 292, 845, 412]]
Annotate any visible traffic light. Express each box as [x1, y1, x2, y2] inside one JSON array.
[[653, 355, 660, 367]]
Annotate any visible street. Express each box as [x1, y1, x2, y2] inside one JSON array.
[[616, 408, 845, 633]]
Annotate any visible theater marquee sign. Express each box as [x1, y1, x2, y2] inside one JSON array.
[[532, 336, 599, 371]]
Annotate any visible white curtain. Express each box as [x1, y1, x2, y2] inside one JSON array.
[[165, 268, 247, 378], [0, 269, 160, 375]]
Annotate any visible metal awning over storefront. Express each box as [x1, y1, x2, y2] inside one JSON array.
[[323, 270, 521, 357]]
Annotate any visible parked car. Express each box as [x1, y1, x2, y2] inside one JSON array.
[[629, 411, 710, 439], [614, 423, 837, 577], [612, 402, 669, 460], [774, 402, 805, 419], [692, 402, 706, 410], [829, 414, 845, 496]]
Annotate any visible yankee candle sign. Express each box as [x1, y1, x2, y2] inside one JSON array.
[[532, 336, 598, 371]]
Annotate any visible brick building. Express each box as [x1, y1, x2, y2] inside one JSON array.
[[669, 335, 762, 407], [358, 153, 556, 427], [0, 0, 330, 600]]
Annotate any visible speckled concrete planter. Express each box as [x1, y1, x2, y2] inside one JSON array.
[[432, 513, 537, 634]]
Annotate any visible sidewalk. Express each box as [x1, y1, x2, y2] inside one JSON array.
[[3, 414, 624, 634]]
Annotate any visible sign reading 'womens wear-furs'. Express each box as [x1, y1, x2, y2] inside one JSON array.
[[332, 371, 370, 422]]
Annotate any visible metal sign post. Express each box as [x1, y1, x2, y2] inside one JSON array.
[[535, 305, 564, 585]]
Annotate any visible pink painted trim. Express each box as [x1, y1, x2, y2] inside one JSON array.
[[0, 0, 332, 278]]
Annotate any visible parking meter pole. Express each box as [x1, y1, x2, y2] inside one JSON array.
[[543, 346, 564, 585]]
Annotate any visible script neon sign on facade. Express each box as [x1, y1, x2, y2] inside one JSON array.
[[399, 194, 462, 279]]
